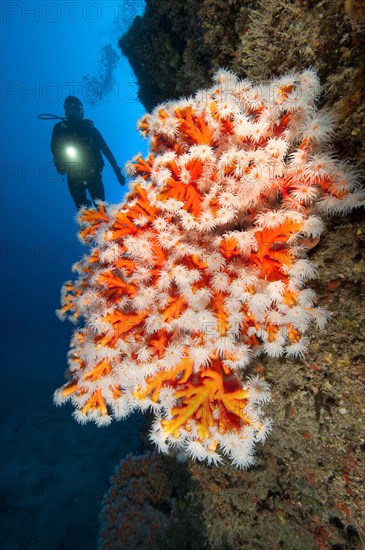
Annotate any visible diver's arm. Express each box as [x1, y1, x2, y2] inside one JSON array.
[[94, 128, 125, 186], [94, 128, 119, 170]]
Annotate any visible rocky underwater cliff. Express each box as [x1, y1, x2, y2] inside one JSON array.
[[98, 2, 365, 548]]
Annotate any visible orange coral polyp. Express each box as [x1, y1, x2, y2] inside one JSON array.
[[133, 155, 154, 178], [219, 236, 241, 259], [157, 178, 203, 217], [175, 107, 214, 145], [55, 69, 364, 468], [83, 359, 112, 382], [162, 369, 251, 441], [103, 311, 148, 335], [134, 357, 194, 402], [81, 390, 108, 416], [61, 381, 79, 398], [97, 272, 137, 301], [185, 158, 204, 181], [159, 295, 186, 323]]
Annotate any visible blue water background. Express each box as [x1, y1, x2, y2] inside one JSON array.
[[0, 2, 148, 548]]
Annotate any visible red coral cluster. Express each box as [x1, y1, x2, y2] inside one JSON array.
[[54, 69, 364, 468]]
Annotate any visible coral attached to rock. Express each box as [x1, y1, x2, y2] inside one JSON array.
[[54, 69, 364, 468], [99, 452, 174, 550]]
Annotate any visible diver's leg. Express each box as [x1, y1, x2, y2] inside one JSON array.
[[67, 177, 90, 209], [88, 170, 105, 205]]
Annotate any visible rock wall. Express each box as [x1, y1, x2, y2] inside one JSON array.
[[120, 0, 365, 171], [117, 2, 365, 548]]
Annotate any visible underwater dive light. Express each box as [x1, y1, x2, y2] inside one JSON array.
[[66, 146, 77, 158]]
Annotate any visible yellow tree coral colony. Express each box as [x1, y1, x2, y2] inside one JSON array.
[[54, 70, 364, 468]]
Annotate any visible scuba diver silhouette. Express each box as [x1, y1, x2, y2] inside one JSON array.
[[49, 96, 125, 209]]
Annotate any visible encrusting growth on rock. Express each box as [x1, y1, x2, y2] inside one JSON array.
[[99, 452, 174, 549], [54, 69, 364, 468]]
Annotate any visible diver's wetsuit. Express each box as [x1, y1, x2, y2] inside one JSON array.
[[51, 118, 119, 209]]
